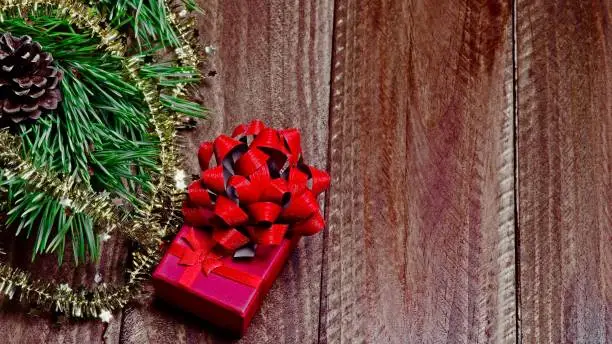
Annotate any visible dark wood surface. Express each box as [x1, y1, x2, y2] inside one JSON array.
[[319, 0, 516, 343], [0, 0, 610, 343], [516, 0, 611, 343]]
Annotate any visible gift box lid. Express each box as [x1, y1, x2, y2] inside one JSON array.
[[153, 225, 298, 317]]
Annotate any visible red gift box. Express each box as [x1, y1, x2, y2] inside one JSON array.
[[153, 224, 300, 335], [154, 121, 330, 335]]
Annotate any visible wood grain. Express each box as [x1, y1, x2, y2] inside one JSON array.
[[318, 0, 517, 343], [516, 0, 611, 343], [118, 1, 333, 343]]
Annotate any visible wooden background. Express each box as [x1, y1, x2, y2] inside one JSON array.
[[0, 0, 610, 343]]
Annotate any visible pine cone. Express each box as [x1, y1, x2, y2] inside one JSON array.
[[0, 33, 63, 123]]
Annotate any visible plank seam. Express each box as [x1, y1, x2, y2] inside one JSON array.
[[318, 0, 339, 343], [512, 0, 522, 343]]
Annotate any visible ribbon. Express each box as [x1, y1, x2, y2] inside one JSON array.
[[167, 226, 263, 288], [181, 120, 330, 287]]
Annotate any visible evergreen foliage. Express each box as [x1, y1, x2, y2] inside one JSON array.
[[0, 3, 205, 264]]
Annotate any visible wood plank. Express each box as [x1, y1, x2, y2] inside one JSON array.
[[118, 1, 333, 343], [516, 0, 611, 342], [319, 1, 516, 343]]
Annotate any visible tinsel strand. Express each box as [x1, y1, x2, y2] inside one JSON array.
[[0, 131, 121, 234], [165, 0, 201, 97], [163, 0, 204, 235]]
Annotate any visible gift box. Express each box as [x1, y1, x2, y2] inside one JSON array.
[[153, 224, 299, 335], [153, 120, 330, 336]]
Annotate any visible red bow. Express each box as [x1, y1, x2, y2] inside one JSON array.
[[167, 226, 263, 288], [183, 120, 330, 256]]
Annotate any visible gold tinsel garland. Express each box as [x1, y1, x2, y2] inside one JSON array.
[[0, 0, 201, 318]]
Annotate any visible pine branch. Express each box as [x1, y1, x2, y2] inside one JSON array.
[[0, 11, 203, 263], [97, 0, 181, 49]]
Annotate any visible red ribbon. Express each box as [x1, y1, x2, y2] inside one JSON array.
[[182, 120, 331, 287], [167, 226, 263, 288]]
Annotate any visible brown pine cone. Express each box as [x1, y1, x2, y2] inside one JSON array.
[[0, 33, 63, 123]]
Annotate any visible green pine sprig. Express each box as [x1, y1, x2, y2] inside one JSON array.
[[0, 5, 206, 264], [96, 0, 200, 50]]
